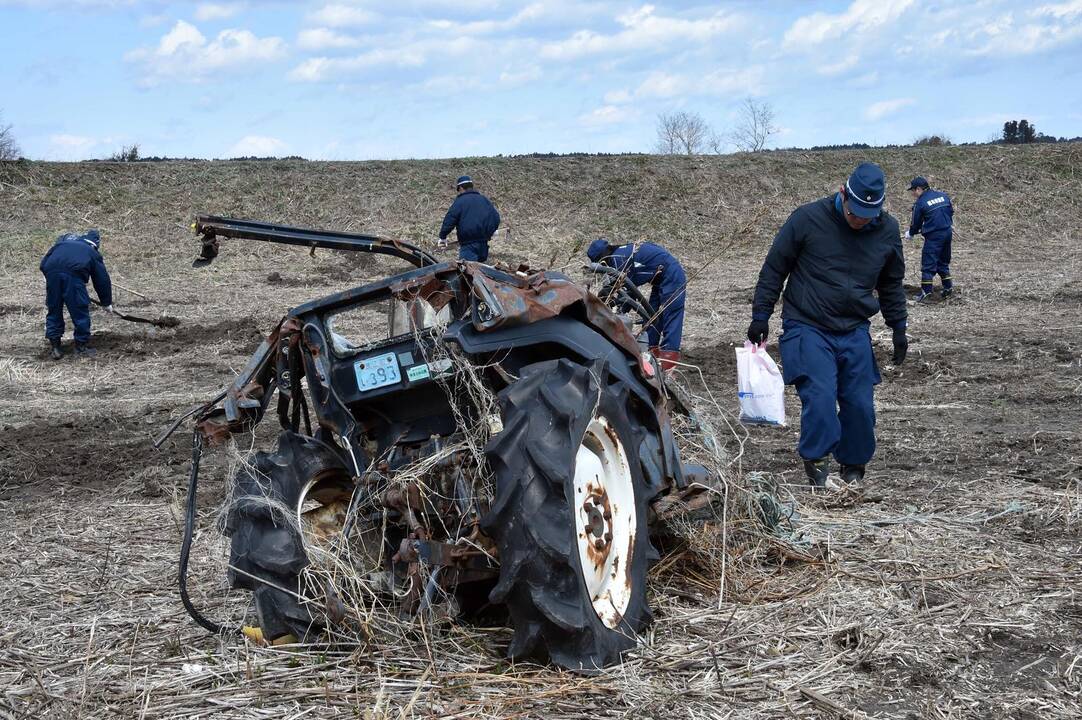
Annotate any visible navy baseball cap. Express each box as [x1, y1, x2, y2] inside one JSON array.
[[908, 176, 929, 190], [84, 229, 101, 248], [455, 175, 472, 187], [586, 238, 610, 262], [845, 162, 886, 219]]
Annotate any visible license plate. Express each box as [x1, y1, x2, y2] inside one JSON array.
[[354, 352, 401, 393]]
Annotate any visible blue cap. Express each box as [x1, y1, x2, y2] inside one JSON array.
[[587, 238, 610, 263], [84, 229, 101, 248], [844, 162, 886, 219], [908, 176, 928, 191], [455, 175, 472, 187]]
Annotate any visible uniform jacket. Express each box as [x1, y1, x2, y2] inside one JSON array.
[[439, 190, 501, 244], [909, 188, 953, 238], [40, 233, 113, 306], [752, 195, 907, 332], [604, 242, 686, 291]]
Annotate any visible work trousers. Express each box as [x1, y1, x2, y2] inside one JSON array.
[[920, 231, 953, 290], [458, 239, 490, 263], [44, 272, 92, 343], [779, 319, 881, 466], [646, 269, 686, 352]]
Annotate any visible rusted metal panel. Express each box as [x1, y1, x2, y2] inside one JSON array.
[[466, 265, 643, 359]]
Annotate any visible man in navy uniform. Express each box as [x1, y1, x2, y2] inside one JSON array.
[[905, 176, 955, 301], [587, 238, 686, 371], [747, 163, 908, 489], [40, 229, 114, 359], [437, 175, 501, 262]]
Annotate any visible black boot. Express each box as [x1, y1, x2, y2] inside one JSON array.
[[803, 457, 830, 490], [839, 464, 865, 486], [48, 338, 64, 360], [75, 342, 97, 358]]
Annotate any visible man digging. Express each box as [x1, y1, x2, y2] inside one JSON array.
[[40, 229, 115, 359], [747, 162, 908, 490]]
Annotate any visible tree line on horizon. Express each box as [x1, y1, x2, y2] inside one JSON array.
[[0, 107, 1079, 163]]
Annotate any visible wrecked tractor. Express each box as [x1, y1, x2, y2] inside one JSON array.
[[167, 216, 714, 672]]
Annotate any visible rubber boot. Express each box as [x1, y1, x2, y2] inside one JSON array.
[[803, 457, 830, 490], [49, 338, 64, 360], [75, 342, 97, 358], [656, 349, 680, 373], [839, 464, 865, 486]]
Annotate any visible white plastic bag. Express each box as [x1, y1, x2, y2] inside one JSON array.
[[736, 341, 786, 426]]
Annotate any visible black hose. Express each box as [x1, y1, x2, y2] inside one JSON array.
[[179, 429, 237, 636]]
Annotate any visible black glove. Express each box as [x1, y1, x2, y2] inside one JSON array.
[[747, 319, 769, 345], [891, 325, 908, 365]]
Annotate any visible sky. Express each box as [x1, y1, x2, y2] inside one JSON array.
[[2, 0, 1081, 160]]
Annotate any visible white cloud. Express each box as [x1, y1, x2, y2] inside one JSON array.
[[289, 48, 426, 81], [578, 105, 633, 127], [603, 88, 632, 104], [817, 54, 859, 76], [864, 97, 915, 120], [195, 3, 243, 22], [308, 3, 376, 28], [297, 27, 359, 50], [497, 65, 542, 87], [228, 135, 288, 157], [1033, 0, 1082, 19], [49, 134, 98, 152], [605, 66, 764, 104], [126, 20, 285, 85], [848, 71, 879, 88], [961, 10, 1082, 55], [427, 3, 546, 35], [45, 134, 129, 160], [541, 4, 738, 60], [784, 0, 914, 49], [288, 36, 476, 81]]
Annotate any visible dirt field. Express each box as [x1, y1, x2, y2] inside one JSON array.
[[1, 145, 1080, 719]]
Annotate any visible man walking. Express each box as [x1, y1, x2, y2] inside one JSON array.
[[587, 238, 686, 371], [747, 162, 908, 489], [40, 229, 114, 359], [905, 176, 955, 301], [438, 175, 501, 262]]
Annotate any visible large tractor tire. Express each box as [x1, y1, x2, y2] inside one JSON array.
[[483, 358, 656, 671], [225, 430, 351, 642]]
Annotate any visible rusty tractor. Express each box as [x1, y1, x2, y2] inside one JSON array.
[[164, 216, 713, 672]]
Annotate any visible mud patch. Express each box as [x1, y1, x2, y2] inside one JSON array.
[[89, 318, 266, 355], [0, 412, 186, 495]]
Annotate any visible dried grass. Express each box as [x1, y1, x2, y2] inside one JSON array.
[[1, 146, 1081, 718]]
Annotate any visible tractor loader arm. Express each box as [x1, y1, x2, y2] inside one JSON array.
[[193, 215, 439, 268]]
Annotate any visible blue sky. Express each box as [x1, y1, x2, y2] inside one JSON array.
[[3, 0, 1081, 160]]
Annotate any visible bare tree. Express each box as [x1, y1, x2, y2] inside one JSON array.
[[728, 98, 777, 153], [0, 112, 21, 160], [655, 111, 711, 155], [109, 144, 140, 162]]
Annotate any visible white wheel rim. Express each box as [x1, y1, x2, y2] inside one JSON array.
[[572, 414, 636, 629], [297, 478, 351, 558]]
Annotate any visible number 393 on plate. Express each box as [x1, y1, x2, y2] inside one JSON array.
[[354, 352, 402, 392]]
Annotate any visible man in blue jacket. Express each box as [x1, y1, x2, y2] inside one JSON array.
[[905, 176, 954, 301], [40, 229, 114, 359], [747, 162, 908, 490], [437, 175, 500, 262], [587, 238, 686, 371]]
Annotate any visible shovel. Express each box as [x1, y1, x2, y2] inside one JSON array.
[[91, 299, 181, 328]]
